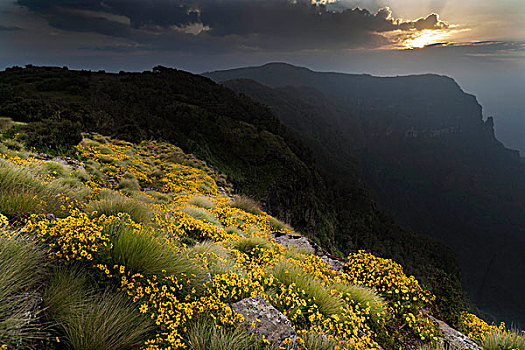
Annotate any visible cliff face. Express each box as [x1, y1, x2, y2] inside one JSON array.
[[207, 63, 525, 326]]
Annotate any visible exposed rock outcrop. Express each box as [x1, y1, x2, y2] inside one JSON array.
[[430, 316, 482, 350], [270, 231, 345, 271], [231, 296, 299, 348]]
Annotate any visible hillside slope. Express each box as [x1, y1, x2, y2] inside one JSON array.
[[1, 126, 522, 349], [0, 65, 462, 301], [205, 63, 525, 325]]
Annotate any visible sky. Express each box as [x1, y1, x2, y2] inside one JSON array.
[[1, 0, 524, 152]]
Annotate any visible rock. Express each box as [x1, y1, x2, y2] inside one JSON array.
[[319, 255, 345, 272], [429, 316, 482, 350], [272, 232, 315, 254], [231, 296, 300, 348], [270, 232, 345, 271], [45, 214, 57, 221]]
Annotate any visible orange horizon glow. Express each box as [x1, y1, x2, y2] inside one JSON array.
[[401, 29, 454, 49]]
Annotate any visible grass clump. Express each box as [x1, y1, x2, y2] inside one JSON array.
[[268, 216, 294, 233], [331, 283, 387, 322], [0, 159, 90, 219], [188, 241, 240, 276], [481, 330, 525, 350], [87, 193, 153, 223], [108, 225, 208, 292], [0, 235, 47, 347], [180, 206, 221, 226], [270, 260, 343, 316], [231, 195, 263, 215], [186, 319, 263, 350], [232, 235, 273, 261], [187, 195, 216, 209], [44, 267, 155, 350], [301, 331, 350, 350], [33, 160, 71, 179], [117, 177, 140, 191]]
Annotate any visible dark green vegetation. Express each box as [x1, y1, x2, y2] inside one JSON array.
[[206, 62, 525, 326], [0, 65, 462, 325]]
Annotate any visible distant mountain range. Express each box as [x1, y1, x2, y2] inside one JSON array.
[[205, 63, 525, 325]]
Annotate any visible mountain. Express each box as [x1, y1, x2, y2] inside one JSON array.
[[205, 63, 525, 325], [0, 65, 464, 324]]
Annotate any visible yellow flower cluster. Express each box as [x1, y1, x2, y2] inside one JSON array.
[[0, 213, 8, 229], [161, 164, 218, 195], [76, 135, 223, 197], [162, 211, 231, 242], [343, 251, 438, 341], [0, 154, 44, 166], [23, 210, 112, 262], [459, 312, 501, 341], [96, 263, 245, 349]]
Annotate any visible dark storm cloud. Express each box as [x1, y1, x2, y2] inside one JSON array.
[[16, 0, 450, 52], [411, 13, 448, 30]]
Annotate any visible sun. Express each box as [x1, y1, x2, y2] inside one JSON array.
[[402, 29, 452, 49]]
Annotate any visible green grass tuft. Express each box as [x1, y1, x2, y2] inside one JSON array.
[[231, 195, 263, 215], [108, 225, 208, 293], [188, 241, 241, 276], [331, 282, 387, 322], [0, 235, 47, 347], [301, 331, 351, 350], [117, 178, 140, 191], [268, 216, 294, 233], [187, 195, 216, 209], [481, 330, 525, 350], [0, 159, 90, 219], [180, 206, 221, 226], [270, 260, 343, 316], [232, 236, 273, 261], [186, 319, 264, 350], [44, 266, 155, 350], [87, 193, 153, 223]]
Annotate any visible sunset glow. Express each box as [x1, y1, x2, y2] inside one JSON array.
[[402, 29, 453, 49]]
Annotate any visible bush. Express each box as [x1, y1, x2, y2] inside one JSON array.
[[44, 267, 155, 350], [18, 118, 83, 154], [0, 235, 47, 347]]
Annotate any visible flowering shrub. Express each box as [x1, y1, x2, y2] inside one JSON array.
[[161, 164, 218, 195], [23, 210, 112, 262], [344, 251, 438, 341], [459, 312, 502, 342]]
